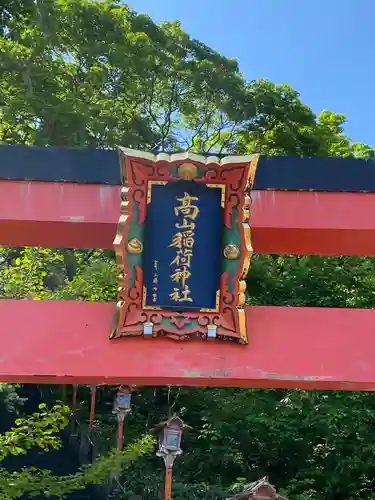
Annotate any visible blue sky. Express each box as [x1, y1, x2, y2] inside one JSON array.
[[128, 0, 375, 145]]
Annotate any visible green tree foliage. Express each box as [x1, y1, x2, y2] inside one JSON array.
[[0, 403, 69, 460], [248, 254, 375, 308], [2, 0, 375, 157], [0, 247, 117, 300], [1, 1, 375, 499], [0, 0, 249, 150], [0, 400, 155, 499], [234, 81, 375, 158]]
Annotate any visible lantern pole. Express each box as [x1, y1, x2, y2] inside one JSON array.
[[162, 454, 176, 500], [71, 384, 78, 434], [164, 466, 173, 500], [89, 385, 97, 434], [116, 412, 126, 450]]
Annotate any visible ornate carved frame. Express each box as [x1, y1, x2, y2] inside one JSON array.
[[111, 148, 259, 344]]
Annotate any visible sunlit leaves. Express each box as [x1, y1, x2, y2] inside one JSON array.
[[0, 248, 117, 301], [0, 0, 250, 151], [0, 431, 155, 500], [0, 403, 69, 461]]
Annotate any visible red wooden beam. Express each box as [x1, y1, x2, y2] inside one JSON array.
[[0, 300, 374, 390], [1, 180, 374, 255]]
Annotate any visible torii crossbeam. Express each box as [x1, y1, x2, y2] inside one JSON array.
[[0, 145, 374, 389]]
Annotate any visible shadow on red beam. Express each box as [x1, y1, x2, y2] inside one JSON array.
[[0, 181, 375, 256], [1, 300, 375, 390]]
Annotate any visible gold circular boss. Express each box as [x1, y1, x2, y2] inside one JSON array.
[[223, 244, 241, 260], [178, 163, 198, 180], [126, 238, 143, 254]]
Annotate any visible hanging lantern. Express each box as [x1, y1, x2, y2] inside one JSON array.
[[113, 385, 132, 416], [157, 417, 183, 453], [227, 477, 287, 500]]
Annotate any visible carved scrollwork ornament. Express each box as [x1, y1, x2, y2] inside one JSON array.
[[112, 148, 260, 343]]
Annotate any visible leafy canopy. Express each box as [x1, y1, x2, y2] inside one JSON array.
[[1, 1, 375, 499]]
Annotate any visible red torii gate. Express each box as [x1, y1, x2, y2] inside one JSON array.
[[0, 145, 374, 389]]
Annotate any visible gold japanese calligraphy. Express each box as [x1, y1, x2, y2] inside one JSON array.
[[152, 260, 159, 303], [169, 192, 199, 303]]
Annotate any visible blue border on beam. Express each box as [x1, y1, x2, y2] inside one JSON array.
[[0, 144, 374, 192]]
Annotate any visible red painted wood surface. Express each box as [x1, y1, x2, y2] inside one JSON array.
[[0, 180, 374, 255], [1, 300, 374, 389]]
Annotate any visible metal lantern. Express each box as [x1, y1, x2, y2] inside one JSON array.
[[160, 419, 182, 452], [113, 385, 132, 416], [165, 427, 181, 449], [228, 478, 287, 500]]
